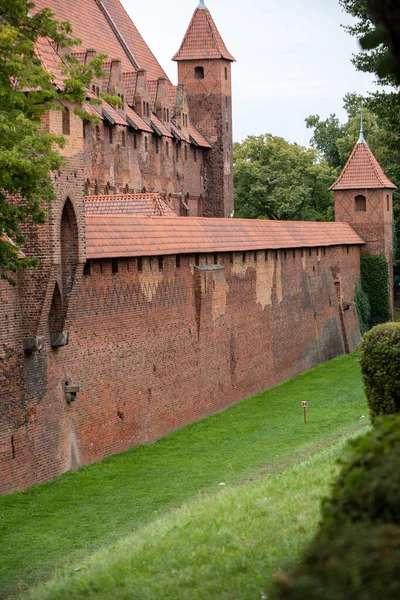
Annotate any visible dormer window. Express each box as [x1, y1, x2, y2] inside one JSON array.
[[195, 66, 204, 80], [355, 195, 366, 212]]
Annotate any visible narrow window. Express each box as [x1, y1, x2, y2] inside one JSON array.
[[347, 245, 350, 254], [134, 134, 137, 149], [254, 251, 258, 263], [283, 250, 287, 260], [323, 247, 326, 256], [163, 108, 166, 121], [167, 109, 170, 122], [176, 255, 181, 268], [82, 120, 86, 139], [226, 97, 228, 108], [194, 147, 197, 163], [83, 261, 91, 276], [274, 251, 278, 260], [96, 125, 100, 141], [176, 144, 179, 161], [185, 145, 188, 161], [265, 250, 268, 261], [166, 142, 169, 157], [226, 121, 229, 132], [292, 249, 296, 259], [62, 108, 70, 135], [355, 195, 366, 212], [158, 256, 163, 271], [147, 103, 150, 117], [242, 252, 246, 263], [195, 254, 200, 266], [224, 66, 228, 80], [214, 253, 218, 265], [145, 137, 148, 152], [108, 126, 113, 144], [96, 86, 100, 97], [155, 138, 159, 155], [230, 253, 234, 265], [195, 66, 204, 80], [138, 257, 143, 272], [143, 101, 146, 116], [121, 130, 126, 148], [112, 259, 119, 274], [387, 194, 390, 211], [309, 249, 312, 257]]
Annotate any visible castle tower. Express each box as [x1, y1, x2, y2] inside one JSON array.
[[331, 123, 396, 308], [173, 0, 235, 218]]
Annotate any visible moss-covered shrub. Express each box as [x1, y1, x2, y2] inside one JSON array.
[[355, 280, 371, 335], [359, 323, 400, 420], [271, 523, 400, 600], [320, 416, 400, 529], [360, 254, 392, 326]]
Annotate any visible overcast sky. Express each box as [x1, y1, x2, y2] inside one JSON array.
[[120, 0, 378, 147]]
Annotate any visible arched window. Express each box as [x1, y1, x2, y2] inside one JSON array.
[[62, 108, 70, 135], [60, 199, 79, 311], [355, 195, 366, 212], [224, 66, 228, 81], [195, 66, 204, 80], [48, 282, 63, 335]]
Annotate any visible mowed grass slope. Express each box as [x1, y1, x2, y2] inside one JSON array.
[[0, 355, 367, 598], [27, 439, 355, 600]]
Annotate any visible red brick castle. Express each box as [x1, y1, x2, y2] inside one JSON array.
[[0, 0, 395, 494]]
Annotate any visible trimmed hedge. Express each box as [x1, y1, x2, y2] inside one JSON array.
[[355, 280, 371, 335], [321, 416, 400, 528], [359, 323, 400, 420], [360, 254, 391, 326], [271, 523, 400, 600]]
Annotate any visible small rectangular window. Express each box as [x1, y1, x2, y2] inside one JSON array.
[[83, 261, 91, 276], [309, 249, 312, 257], [138, 257, 143, 272], [323, 247, 326, 256], [214, 253, 218, 265], [195, 254, 199, 266], [292, 250, 296, 259], [166, 142, 169, 157], [134, 134, 137, 149], [194, 147, 197, 163], [242, 252, 246, 263], [254, 251, 257, 263], [185, 145, 188, 161], [195, 66, 204, 80], [62, 109, 70, 136], [121, 130, 126, 148], [155, 138, 159, 154], [145, 137, 148, 152], [230, 253, 234, 265], [112, 259, 118, 274], [224, 66, 228, 81], [158, 256, 163, 271], [108, 126, 113, 144], [176, 255, 181, 268], [176, 144, 179, 161]]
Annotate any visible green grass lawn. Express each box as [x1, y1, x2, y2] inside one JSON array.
[[0, 354, 367, 598], [26, 439, 355, 600]]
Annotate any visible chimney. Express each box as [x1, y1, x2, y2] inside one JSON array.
[[108, 58, 122, 95]]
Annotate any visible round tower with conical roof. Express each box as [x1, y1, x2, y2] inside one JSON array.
[[173, 1, 235, 218], [330, 126, 396, 311]]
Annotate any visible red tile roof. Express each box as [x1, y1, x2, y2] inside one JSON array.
[[151, 115, 173, 138], [125, 105, 153, 133], [85, 194, 177, 217], [85, 217, 364, 259], [188, 121, 212, 148], [330, 142, 396, 190], [173, 6, 235, 62], [35, 38, 66, 90], [170, 123, 190, 143], [32, 0, 168, 81], [122, 71, 137, 105]]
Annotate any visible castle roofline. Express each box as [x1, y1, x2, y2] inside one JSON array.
[[330, 140, 396, 191], [173, 5, 235, 62], [86, 217, 364, 259]]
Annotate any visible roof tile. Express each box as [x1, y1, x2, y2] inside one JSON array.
[[85, 193, 177, 217], [86, 217, 364, 259], [330, 142, 396, 190]]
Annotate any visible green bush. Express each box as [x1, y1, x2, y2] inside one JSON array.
[[320, 416, 400, 528], [355, 280, 371, 335], [270, 523, 400, 600], [360, 254, 392, 326], [359, 323, 400, 420]]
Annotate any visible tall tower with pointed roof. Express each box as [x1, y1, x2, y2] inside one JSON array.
[[173, 2, 235, 218], [331, 130, 396, 307]]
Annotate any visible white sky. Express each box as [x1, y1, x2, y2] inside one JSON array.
[[120, 0, 378, 147]]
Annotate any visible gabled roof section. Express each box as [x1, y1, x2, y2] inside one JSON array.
[[173, 4, 235, 62], [330, 141, 396, 191], [32, 0, 169, 81], [85, 218, 364, 259], [85, 194, 178, 217]]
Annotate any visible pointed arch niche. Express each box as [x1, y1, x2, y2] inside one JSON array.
[[49, 198, 79, 347]]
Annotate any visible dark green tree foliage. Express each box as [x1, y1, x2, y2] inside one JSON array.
[[360, 255, 392, 326], [359, 324, 400, 420], [271, 523, 400, 600], [355, 280, 371, 334], [0, 0, 106, 282], [271, 416, 400, 599], [233, 135, 336, 221]]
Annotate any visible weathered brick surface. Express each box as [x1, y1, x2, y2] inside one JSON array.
[[0, 243, 361, 494]]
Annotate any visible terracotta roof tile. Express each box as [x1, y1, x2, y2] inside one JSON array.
[[123, 71, 137, 105], [188, 121, 212, 148], [173, 6, 235, 62], [170, 123, 190, 143], [151, 115, 173, 138], [86, 217, 364, 259], [125, 105, 153, 133], [85, 193, 177, 217], [330, 142, 396, 190], [35, 38, 66, 90], [32, 0, 168, 81], [101, 101, 127, 126]]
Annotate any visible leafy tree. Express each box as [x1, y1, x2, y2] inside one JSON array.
[[233, 135, 336, 221], [0, 0, 106, 283]]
